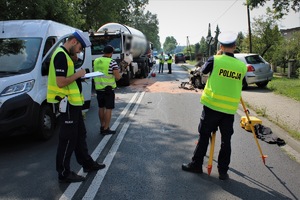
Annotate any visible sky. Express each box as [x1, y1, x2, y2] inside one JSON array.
[[145, 0, 300, 45]]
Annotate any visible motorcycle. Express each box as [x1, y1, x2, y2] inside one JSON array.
[[189, 65, 208, 89]]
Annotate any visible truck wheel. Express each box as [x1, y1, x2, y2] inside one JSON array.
[[141, 61, 148, 78], [35, 104, 55, 140], [123, 71, 131, 86]]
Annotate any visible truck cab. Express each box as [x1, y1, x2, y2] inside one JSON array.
[[89, 23, 151, 86]]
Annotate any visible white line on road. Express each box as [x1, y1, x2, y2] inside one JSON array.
[[59, 91, 141, 200], [82, 91, 145, 199]]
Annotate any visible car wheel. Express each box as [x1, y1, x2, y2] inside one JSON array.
[[242, 78, 248, 90], [256, 81, 269, 88], [35, 104, 55, 140]]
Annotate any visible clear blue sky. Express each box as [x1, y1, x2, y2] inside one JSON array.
[[145, 0, 299, 45]]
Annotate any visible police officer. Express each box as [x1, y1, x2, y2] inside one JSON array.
[[93, 45, 121, 135], [167, 54, 173, 74], [47, 30, 105, 183], [182, 32, 247, 180], [158, 52, 165, 73]]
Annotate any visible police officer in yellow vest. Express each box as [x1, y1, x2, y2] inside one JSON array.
[[93, 45, 121, 135], [158, 52, 165, 73], [167, 54, 172, 74], [182, 32, 247, 180], [47, 30, 105, 183]]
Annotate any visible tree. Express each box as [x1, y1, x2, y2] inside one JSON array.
[[212, 25, 221, 55], [129, 7, 161, 50], [236, 32, 245, 53], [0, 0, 160, 50], [163, 36, 177, 53], [272, 32, 300, 72], [0, 0, 84, 28], [247, 0, 300, 19], [250, 15, 282, 58], [199, 36, 208, 57]]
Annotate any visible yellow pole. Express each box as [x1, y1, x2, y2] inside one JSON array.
[[207, 131, 216, 175], [240, 97, 267, 164]]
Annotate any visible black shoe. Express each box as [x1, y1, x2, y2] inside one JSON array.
[[101, 128, 116, 135], [59, 171, 85, 183], [99, 126, 104, 134], [219, 173, 229, 180], [83, 162, 106, 173], [182, 162, 203, 174]]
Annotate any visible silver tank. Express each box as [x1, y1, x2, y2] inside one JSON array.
[[97, 23, 147, 58]]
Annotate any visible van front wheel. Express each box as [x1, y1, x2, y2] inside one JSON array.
[[35, 105, 55, 140]]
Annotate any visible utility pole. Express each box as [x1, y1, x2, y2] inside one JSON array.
[[247, 1, 252, 53], [186, 36, 191, 60]]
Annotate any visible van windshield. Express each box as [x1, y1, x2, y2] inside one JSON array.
[[90, 35, 121, 55], [0, 38, 42, 75]]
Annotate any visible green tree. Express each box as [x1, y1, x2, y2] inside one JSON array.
[[273, 32, 300, 72], [247, 0, 300, 19], [163, 36, 177, 53], [236, 31, 245, 53], [211, 25, 220, 55], [129, 7, 160, 50], [199, 36, 208, 57], [0, 0, 83, 28], [195, 43, 200, 55], [250, 15, 282, 58]]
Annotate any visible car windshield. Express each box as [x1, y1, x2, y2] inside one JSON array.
[[176, 53, 184, 57], [90, 35, 121, 55], [0, 38, 41, 75], [245, 55, 265, 64]]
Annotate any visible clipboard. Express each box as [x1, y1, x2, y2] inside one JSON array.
[[82, 71, 104, 79]]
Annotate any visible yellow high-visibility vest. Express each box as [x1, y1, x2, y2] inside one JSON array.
[[93, 57, 116, 90], [47, 47, 84, 106], [201, 55, 247, 114]]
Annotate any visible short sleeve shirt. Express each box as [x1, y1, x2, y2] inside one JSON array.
[[53, 46, 82, 92]]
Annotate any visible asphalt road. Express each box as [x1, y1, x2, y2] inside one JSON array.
[[0, 63, 299, 200]]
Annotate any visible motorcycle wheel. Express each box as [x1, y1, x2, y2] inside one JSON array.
[[194, 76, 204, 89]]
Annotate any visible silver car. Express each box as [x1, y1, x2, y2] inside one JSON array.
[[234, 53, 273, 89]]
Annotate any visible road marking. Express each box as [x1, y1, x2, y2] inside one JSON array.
[[59, 91, 141, 200], [82, 91, 145, 199]]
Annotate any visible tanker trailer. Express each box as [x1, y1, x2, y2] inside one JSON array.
[[90, 23, 153, 86]]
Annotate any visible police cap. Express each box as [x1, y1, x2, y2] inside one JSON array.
[[218, 32, 237, 47], [73, 30, 91, 48]]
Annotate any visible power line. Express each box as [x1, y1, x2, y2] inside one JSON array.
[[211, 0, 240, 27]]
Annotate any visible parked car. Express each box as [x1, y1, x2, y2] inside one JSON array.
[[234, 53, 273, 89], [175, 53, 186, 64], [189, 53, 273, 90]]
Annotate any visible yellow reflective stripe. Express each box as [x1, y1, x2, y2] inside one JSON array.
[[100, 75, 114, 79], [204, 88, 239, 103], [94, 82, 115, 86], [201, 97, 237, 111], [48, 85, 68, 94]]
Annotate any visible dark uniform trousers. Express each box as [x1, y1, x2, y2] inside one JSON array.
[[56, 104, 94, 179], [192, 106, 234, 174]]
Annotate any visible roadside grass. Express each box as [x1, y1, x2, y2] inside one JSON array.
[[267, 76, 300, 102]]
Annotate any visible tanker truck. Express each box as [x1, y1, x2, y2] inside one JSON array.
[[89, 22, 153, 86]]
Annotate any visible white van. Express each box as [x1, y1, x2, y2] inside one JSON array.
[[0, 20, 92, 140]]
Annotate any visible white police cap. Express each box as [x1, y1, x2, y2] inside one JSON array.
[[218, 32, 237, 47], [73, 30, 91, 48]]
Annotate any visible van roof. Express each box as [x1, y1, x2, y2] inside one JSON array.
[[0, 20, 77, 39]]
